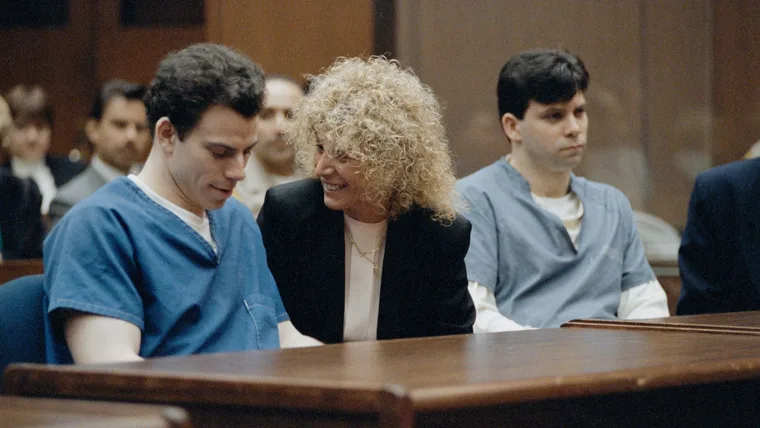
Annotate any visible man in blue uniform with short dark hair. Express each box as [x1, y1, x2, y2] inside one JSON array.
[[44, 43, 319, 364]]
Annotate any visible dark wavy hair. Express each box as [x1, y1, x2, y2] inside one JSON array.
[[90, 80, 146, 121], [497, 48, 589, 120], [144, 43, 265, 138]]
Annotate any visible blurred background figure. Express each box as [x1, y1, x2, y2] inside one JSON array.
[[235, 74, 305, 216], [743, 138, 760, 159], [48, 80, 150, 228], [1, 85, 85, 216], [0, 95, 44, 261]]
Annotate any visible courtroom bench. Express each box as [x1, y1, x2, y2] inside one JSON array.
[[5, 328, 760, 427]]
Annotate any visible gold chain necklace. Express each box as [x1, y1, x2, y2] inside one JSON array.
[[344, 224, 385, 273]]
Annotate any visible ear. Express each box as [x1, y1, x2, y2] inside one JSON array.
[[500, 113, 521, 143], [155, 117, 176, 155], [84, 118, 99, 147]]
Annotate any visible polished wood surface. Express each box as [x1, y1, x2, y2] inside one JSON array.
[[206, 0, 373, 82], [564, 311, 760, 336], [6, 328, 760, 427], [0, 259, 43, 285], [0, 396, 189, 427]]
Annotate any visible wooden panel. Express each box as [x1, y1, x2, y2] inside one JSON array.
[[564, 311, 760, 336], [0, 396, 190, 427], [94, 0, 205, 85], [657, 274, 681, 316], [205, 0, 373, 82], [0, 0, 95, 158], [0, 259, 43, 285], [7, 329, 760, 426], [643, 0, 712, 227], [712, 0, 760, 165]]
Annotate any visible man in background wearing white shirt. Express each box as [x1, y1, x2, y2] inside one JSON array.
[[235, 74, 304, 216], [456, 48, 669, 332]]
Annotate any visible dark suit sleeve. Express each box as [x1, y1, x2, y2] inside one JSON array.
[[425, 216, 475, 335], [677, 173, 737, 314], [0, 174, 44, 259]]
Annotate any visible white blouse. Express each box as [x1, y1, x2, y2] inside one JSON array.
[[342, 214, 388, 342]]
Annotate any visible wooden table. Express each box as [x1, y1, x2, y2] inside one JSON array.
[[0, 396, 190, 427], [0, 259, 43, 285], [563, 311, 760, 336], [5, 328, 760, 427], [649, 259, 681, 315]]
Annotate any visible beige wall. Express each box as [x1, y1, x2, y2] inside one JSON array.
[[397, 0, 715, 228], [713, 0, 760, 165], [206, 0, 374, 83]]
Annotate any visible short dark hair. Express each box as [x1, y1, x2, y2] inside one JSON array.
[[4, 84, 54, 127], [90, 80, 146, 121], [497, 48, 589, 119], [143, 43, 266, 138]]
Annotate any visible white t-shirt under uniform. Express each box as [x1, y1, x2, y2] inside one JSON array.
[[469, 190, 669, 332]]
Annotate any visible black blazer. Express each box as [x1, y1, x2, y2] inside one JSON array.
[[0, 168, 44, 259], [258, 179, 475, 343], [678, 158, 760, 314]]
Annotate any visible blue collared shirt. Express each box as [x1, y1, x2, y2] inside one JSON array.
[[457, 159, 654, 328], [44, 178, 288, 363]]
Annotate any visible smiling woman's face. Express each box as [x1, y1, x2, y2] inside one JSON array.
[[313, 140, 387, 223]]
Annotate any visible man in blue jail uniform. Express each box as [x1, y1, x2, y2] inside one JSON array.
[[457, 49, 669, 331], [44, 43, 319, 364]]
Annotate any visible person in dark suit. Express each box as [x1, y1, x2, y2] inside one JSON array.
[[258, 57, 475, 344], [49, 80, 150, 228], [0, 168, 44, 260], [0, 94, 44, 260], [678, 157, 760, 314], [2, 85, 85, 216]]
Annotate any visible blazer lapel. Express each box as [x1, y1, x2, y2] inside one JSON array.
[[377, 211, 417, 339], [311, 205, 346, 343]]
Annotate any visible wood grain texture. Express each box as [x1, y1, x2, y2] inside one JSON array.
[[713, 0, 760, 165], [0, 0, 95, 158], [0, 396, 189, 428], [564, 311, 760, 335], [6, 328, 760, 426], [205, 0, 373, 83], [0, 259, 43, 285]]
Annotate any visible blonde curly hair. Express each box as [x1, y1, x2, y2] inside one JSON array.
[[289, 56, 459, 223]]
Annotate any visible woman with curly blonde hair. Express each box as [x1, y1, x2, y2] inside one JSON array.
[[257, 56, 474, 344]]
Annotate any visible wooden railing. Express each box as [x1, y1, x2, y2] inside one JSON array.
[[0, 259, 44, 285]]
